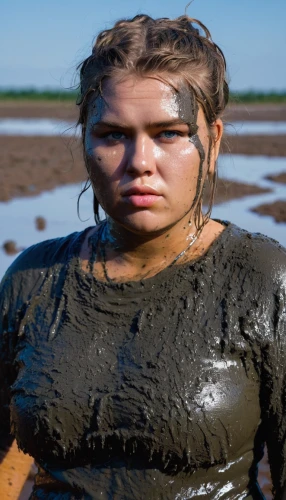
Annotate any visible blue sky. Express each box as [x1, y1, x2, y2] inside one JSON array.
[[1, 0, 285, 91]]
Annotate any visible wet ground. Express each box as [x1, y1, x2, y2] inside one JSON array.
[[1, 101, 286, 121], [251, 199, 286, 223], [0, 135, 85, 201]]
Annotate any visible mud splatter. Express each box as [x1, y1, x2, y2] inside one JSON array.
[[176, 87, 206, 210]]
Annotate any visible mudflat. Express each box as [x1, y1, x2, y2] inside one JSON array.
[[1, 100, 286, 121], [0, 135, 85, 202]]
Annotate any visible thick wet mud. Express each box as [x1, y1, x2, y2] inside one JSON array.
[[3, 223, 286, 498]]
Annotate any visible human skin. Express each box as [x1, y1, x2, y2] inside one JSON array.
[[0, 440, 33, 499], [81, 75, 224, 282]]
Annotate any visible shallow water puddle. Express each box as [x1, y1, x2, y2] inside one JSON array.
[[0, 154, 286, 279], [213, 155, 286, 245], [0, 183, 94, 278], [0, 118, 78, 136], [224, 121, 286, 135]]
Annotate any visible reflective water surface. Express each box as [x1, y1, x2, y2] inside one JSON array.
[[213, 154, 286, 243], [0, 118, 77, 136], [224, 121, 286, 135]]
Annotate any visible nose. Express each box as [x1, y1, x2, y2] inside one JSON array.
[[126, 134, 156, 176]]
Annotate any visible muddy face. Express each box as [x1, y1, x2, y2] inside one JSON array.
[[83, 75, 214, 237]]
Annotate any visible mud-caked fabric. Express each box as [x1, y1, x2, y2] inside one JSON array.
[[0, 223, 286, 499]]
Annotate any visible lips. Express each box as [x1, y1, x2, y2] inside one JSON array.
[[122, 185, 161, 196], [122, 185, 162, 207]]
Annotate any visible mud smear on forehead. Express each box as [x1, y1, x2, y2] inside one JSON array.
[[84, 94, 106, 163], [86, 95, 106, 127], [175, 86, 198, 136], [175, 86, 206, 210]]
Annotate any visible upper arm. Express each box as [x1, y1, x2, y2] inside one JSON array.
[[0, 271, 21, 450], [0, 234, 74, 450], [0, 243, 52, 449], [257, 241, 286, 497]]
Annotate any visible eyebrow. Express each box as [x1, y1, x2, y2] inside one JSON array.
[[92, 119, 187, 129]]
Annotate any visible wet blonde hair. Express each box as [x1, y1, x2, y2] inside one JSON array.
[[77, 14, 229, 223]]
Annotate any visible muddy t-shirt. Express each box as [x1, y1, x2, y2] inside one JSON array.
[[1, 222, 286, 499]]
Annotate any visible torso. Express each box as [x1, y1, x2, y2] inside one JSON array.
[[8, 222, 279, 498]]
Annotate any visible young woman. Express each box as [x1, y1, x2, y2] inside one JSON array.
[[1, 14, 286, 499]]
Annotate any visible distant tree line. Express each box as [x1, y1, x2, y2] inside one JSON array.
[[0, 89, 79, 101], [0, 88, 286, 103], [229, 91, 286, 104]]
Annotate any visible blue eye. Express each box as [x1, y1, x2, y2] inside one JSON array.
[[160, 131, 179, 139], [108, 132, 125, 140]]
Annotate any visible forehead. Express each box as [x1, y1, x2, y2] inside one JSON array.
[[103, 75, 177, 101], [86, 76, 179, 121], [86, 75, 203, 128]]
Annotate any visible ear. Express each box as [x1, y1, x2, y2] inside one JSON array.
[[208, 119, 223, 177]]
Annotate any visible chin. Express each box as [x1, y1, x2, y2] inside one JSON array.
[[112, 212, 173, 237]]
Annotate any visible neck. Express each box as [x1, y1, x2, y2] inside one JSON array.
[[98, 214, 200, 271], [83, 216, 225, 283]]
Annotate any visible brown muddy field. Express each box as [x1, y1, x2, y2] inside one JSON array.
[[251, 200, 286, 223], [1, 100, 286, 121], [0, 135, 85, 202], [266, 172, 286, 184]]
